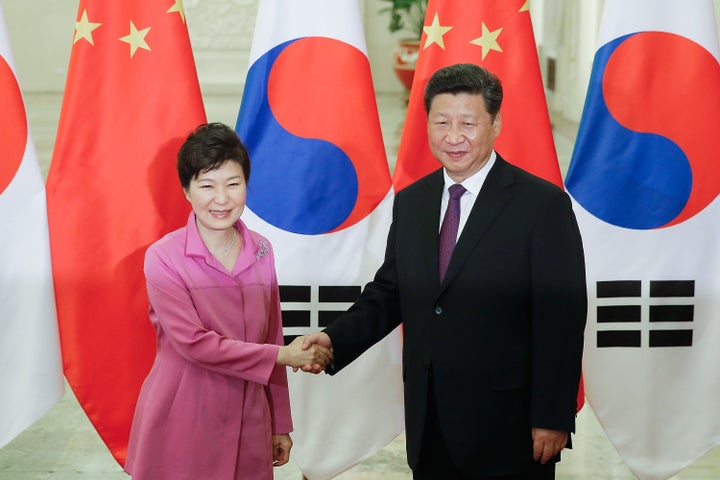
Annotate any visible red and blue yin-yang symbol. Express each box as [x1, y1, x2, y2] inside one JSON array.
[[236, 37, 391, 235], [565, 31, 720, 229]]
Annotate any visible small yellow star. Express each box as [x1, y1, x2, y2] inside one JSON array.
[[167, 0, 186, 24], [74, 9, 102, 45], [470, 23, 503, 60], [519, 1, 530, 12], [422, 13, 453, 50], [119, 21, 151, 58]]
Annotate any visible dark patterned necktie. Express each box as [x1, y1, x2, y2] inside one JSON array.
[[438, 183, 466, 282]]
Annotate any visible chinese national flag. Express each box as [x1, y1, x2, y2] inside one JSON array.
[[45, 0, 206, 465], [392, 0, 584, 410]]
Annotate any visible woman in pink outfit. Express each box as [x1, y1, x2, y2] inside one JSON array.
[[124, 123, 332, 480]]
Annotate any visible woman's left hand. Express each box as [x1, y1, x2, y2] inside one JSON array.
[[272, 434, 293, 467]]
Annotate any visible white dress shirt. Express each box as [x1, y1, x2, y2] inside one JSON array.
[[439, 151, 497, 240]]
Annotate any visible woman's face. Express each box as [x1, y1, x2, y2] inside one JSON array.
[[184, 160, 247, 235]]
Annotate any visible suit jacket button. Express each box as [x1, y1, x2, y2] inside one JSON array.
[[434, 306, 442, 315]]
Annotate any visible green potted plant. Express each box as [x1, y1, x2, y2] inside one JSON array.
[[378, 0, 427, 40], [378, 0, 428, 95]]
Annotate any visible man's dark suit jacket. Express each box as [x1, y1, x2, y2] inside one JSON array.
[[324, 155, 587, 477]]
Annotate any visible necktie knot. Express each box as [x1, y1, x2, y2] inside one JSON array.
[[449, 183, 466, 200]]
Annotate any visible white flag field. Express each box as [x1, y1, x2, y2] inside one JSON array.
[[565, 1, 720, 479], [0, 5, 64, 449], [235, 0, 404, 478]]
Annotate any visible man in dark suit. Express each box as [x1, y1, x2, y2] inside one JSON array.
[[302, 63, 587, 479]]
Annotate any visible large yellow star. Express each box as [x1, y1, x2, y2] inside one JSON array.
[[119, 21, 151, 58], [74, 9, 102, 45], [470, 23, 503, 60], [167, 0, 186, 24], [519, 1, 530, 12], [422, 13, 453, 50]]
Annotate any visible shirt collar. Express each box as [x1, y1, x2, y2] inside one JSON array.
[[442, 150, 496, 196]]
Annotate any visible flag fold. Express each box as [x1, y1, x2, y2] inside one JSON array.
[[0, 4, 63, 449], [45, 0, 206, 464]]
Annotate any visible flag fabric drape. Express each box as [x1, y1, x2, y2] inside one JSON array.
[[235, 1, 403, 478], [392, 0, 562, 192], [390, 0, 584, 411], [0, 4, 63, 449], [565, 1, 720, 479], [45, 0, 206, 465]]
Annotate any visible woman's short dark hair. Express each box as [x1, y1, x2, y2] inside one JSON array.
[[423, 63, 503, 118], [177, 123, 251, 190]]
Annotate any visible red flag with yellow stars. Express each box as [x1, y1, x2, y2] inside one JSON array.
[[392, 0, 562, 191], [45, 0, 206, 465], [391, 0, 584, 411]]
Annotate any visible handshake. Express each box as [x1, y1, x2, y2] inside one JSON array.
[[276, 333, 333, 374]]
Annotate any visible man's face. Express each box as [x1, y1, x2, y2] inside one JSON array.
[[427, 92, 501, 183]]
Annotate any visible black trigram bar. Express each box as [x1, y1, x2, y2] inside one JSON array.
[[649, 329, 693, 347], [279, 285, 311, 302], [279, 285, 312, 328], [281, 310, 310, 328], [597, 305, 641, 323], [597, 280, 641, 298], [649, 305, 694, 322], [317, 286, 361, 327], [318, 285, 361, 328], [280, 286, 312, 342], [597, 330, 641, 348], [650, 280, 695, 297], [319, 285, 361, 302]]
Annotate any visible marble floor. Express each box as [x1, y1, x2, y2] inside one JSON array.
[[2, 91, 720, 479]]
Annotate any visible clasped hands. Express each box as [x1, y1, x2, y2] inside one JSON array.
[[278, 333, 333, 373]]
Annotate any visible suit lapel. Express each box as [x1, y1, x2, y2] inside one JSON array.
[[441, 157, 514, 288]]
